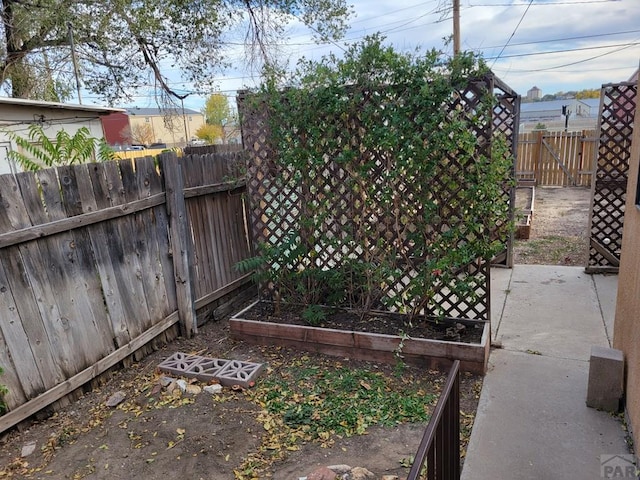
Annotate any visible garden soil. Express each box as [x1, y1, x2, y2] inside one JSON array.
[[0, 186, 589, 479], [513, 186, 591, 266]]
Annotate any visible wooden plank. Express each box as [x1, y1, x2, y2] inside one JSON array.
[[542, 137, 576, 186], [0, 174, 70, 396], [183, 180, 246, 198], [139, 156, 176, 319], [160, 153, 197, 337], [59, 165, 116, 360], [182, 155, 211, 298], [104, 160, 152, 339], [0, 194, 165, 249], [11, 173, 75, 384], [89, 162, 148, 345], [0, 327, 27, 409], [75, 164, 131, 348], [589, 238, 620, 266], [0, 311, 180, 435], [120, 157, 168, 332], [36, 168, 106, 369], [194, 272, 253, 310]]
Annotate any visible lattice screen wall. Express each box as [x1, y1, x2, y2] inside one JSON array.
[[238, 74, 519, 322], [587, 82, 637, 273]]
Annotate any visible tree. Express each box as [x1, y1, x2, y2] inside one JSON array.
[[203, 94, 232, 126], [4, 124, 115, 171], [0, 0, 352, 104], [132, 123, 155, 146], [195, 124, 223, 144]]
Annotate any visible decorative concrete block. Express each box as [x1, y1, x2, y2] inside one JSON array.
[[157, 352, 264, 388], [586, 346, 624, 412]]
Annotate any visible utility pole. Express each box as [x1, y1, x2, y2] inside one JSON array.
[[453, 0, 461, 55], [67, 23, 82, 104], [177, 94, 190, 146]]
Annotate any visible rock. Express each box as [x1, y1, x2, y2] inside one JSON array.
[[20, 441, 36, 457], [185, 384, 202, 395], [327, 465, 352, 475], [350, 467, 375, 480], [308, 466, 339, 480], [105, 391, 126, 407], [382, 476, 399, 480], [176, 379, 187, 392], [160, 376, 174, 387], [204, 384, 223, 394]]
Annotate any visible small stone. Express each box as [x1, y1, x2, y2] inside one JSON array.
[[176, 379, 187, 392], [185, 384, 202, 395], [204, 384, 223, 394], [350, 467, 375, 480], [160, 376, 174, 387], [382, 476, 399, 480], [327, 465, 352, 475], [105, 391, 126, 407], [21, 441, 36, 458], [308, 466, 339, 480]]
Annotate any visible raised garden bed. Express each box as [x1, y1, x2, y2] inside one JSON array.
[[516, 185, 535, 240], [230, 301, 491, 374]]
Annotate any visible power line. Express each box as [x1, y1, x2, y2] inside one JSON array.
[[478, 29, 640, 50], [490, 0, 534, 68], [469, 0, 620, 5], [496, 41, 639, 72], [485, 41, 640, 60]]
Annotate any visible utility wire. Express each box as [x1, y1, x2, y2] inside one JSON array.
[[484, 41, 640, 59], [490, 0, 534, 68]]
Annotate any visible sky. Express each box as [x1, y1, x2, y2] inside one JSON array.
[[90, 0, 640, 112]]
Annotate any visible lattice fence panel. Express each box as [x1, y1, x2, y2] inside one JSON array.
[[238, 74, 518, 322], [587, 82, 637, 272]]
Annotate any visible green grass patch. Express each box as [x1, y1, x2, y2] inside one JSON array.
[[236, 354, 439, 478]]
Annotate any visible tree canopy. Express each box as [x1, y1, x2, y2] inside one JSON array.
[[0, 0, 352, 104], [203, 93, 232, 126]]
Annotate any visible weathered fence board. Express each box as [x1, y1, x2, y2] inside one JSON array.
[[516, 130, 596, 186], [0, 148, 252, 433]]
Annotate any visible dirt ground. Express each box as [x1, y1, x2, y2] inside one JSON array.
[[0, 186, 589, 480], [513, 186, 592, 266], [0, 317, 482, 480]]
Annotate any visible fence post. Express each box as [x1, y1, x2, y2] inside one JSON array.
[[160, 152, 197, 337], [533, 130, 543, 185]]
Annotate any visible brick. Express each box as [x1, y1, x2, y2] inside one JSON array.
[[586, 346, 624, 412]]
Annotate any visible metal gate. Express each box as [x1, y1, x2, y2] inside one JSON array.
[[586, 81, 637, 273]]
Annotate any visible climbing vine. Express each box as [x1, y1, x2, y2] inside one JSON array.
[[242, 36, 515, 322]]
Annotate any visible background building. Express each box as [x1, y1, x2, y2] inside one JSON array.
[[0, 98, 122, 175]]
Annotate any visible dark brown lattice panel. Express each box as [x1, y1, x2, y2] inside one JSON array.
[[587, 82, 636, 272], [237, 74, 518, 322]]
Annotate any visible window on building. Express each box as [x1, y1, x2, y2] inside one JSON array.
[[145, 117, 150, 123]]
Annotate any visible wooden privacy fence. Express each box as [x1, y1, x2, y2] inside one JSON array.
[[0, 149, 252, 433], [516, 130, 597, 186]]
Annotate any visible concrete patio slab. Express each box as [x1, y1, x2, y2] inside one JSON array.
[[495, 266, 608, 360], [461, 349, 628, 480], [592, 273, 618, 347], [462, 265, 627, 480], [490, 267, 512, 339]]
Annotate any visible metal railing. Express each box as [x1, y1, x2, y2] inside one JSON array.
[[408, 360, 461, 480]]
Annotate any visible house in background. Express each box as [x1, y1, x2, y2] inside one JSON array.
[[123, 107, 206, 148], [526, 86, 542, 101], [0, 97, 122, 175], [519, 98, 599, 132]]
